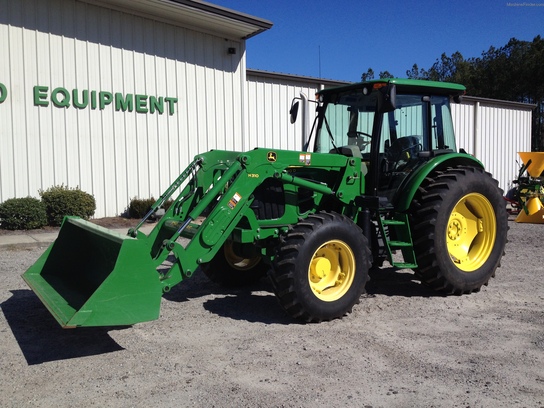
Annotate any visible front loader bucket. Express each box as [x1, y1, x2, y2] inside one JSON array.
[[22, 217, 163, 328]]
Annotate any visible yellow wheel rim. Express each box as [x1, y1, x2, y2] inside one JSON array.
[[308, 240, 356, 302], [446, 193, 496, 272], [224, 241, 261, 271]]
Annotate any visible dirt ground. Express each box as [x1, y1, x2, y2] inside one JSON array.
[[0, 215, 543, 408]]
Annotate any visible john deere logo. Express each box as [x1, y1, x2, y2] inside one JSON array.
[[267, 151, 277, 162]]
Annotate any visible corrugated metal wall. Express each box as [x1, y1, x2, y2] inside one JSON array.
[[245, 72, 349, 152], [0, 0, 246, 217], [246, 73, 320, 151], [451, 98, 533, 194]]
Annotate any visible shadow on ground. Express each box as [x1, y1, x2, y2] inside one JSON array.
[[1, 290, 126, 365], [163, 271, 294, 324], [366, 266, 437, 298], [164, 266, 438, 324]]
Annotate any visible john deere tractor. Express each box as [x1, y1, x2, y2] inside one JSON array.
[[23, 79, 508, 327]]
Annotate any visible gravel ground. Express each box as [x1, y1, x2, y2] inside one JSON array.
[[1, 216, 543, 408]]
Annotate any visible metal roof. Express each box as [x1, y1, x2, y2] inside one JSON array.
[[462, 95, 536, 110], [82, 0, 273, 39], [247, 69, 350, 87]]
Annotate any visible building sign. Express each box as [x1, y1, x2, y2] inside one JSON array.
[[33, 86, 178, 115], [0, 83, 7, 103], [0, 83, 177, 114]]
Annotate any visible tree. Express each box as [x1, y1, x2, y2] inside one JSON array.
[[361, 68, 374, 82], [406, 64, 423, 79], [422, 51, 475, 85], [464, 37, 544, 150], [362, 36, 544, 150], [361, 68, 394, 81], [379, 71, 394, 79]]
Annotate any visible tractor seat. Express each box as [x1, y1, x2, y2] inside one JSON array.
[[385, 136, 422, 163]]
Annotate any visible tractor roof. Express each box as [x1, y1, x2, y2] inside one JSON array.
[[318, 78, 466, 97]]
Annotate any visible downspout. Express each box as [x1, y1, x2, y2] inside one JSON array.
[[473, 101, 480, 159], [240, 43, 249, 151], [300, 92, 309, 149]]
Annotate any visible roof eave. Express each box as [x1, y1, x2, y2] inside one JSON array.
[[82, 0, 273, 40]]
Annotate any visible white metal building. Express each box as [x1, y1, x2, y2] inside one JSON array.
[[246, 69, 346, 151], [451, 96, 533, 194], [0, 0, 534, 218], [0, 0, 272, 217]]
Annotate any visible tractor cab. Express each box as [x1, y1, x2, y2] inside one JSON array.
[[308, 79, 465, 204]]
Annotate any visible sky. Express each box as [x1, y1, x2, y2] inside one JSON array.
[[210, 0, 544, 83]]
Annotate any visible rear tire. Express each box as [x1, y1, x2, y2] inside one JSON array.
[[201, 240, 268, 287], [409, 166, 508, 294], [269, 212, 370, 322]]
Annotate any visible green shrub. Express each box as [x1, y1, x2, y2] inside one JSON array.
[[128, 197, 156, 218], [0, 197, 48, 230], [127, 197, 174, 219], [40, 185, 96, 226]]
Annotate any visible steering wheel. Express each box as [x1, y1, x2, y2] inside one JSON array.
[[348, 131, 372, 139]]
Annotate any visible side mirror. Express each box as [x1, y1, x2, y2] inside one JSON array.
[[289, 100, 300, 124], [377, 83, 396, 113]]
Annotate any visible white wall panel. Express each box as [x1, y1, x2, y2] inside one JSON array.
[[451, 102, 475, 154], [0, 0, 245, 217], [452, 98, 533, 193], [246, 73, 329, 151]]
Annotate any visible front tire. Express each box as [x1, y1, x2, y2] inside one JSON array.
[[409, 166, 508, 294], [269, 212, 370, 322]]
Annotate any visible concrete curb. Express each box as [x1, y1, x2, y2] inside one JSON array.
[[0, 232, 59, 251], [0, 225, 155, 251]]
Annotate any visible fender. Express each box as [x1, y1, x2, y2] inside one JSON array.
[[394, 153, 484, 211]]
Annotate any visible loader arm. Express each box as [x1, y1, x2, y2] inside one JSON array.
[[22, 148, 364, 327], [149, 148, 365, 291]]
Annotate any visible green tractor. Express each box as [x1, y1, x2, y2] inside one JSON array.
[[23, 79, 508, 327]]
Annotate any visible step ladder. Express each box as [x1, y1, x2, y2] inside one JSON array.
[[377, 212, 417, 269]]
